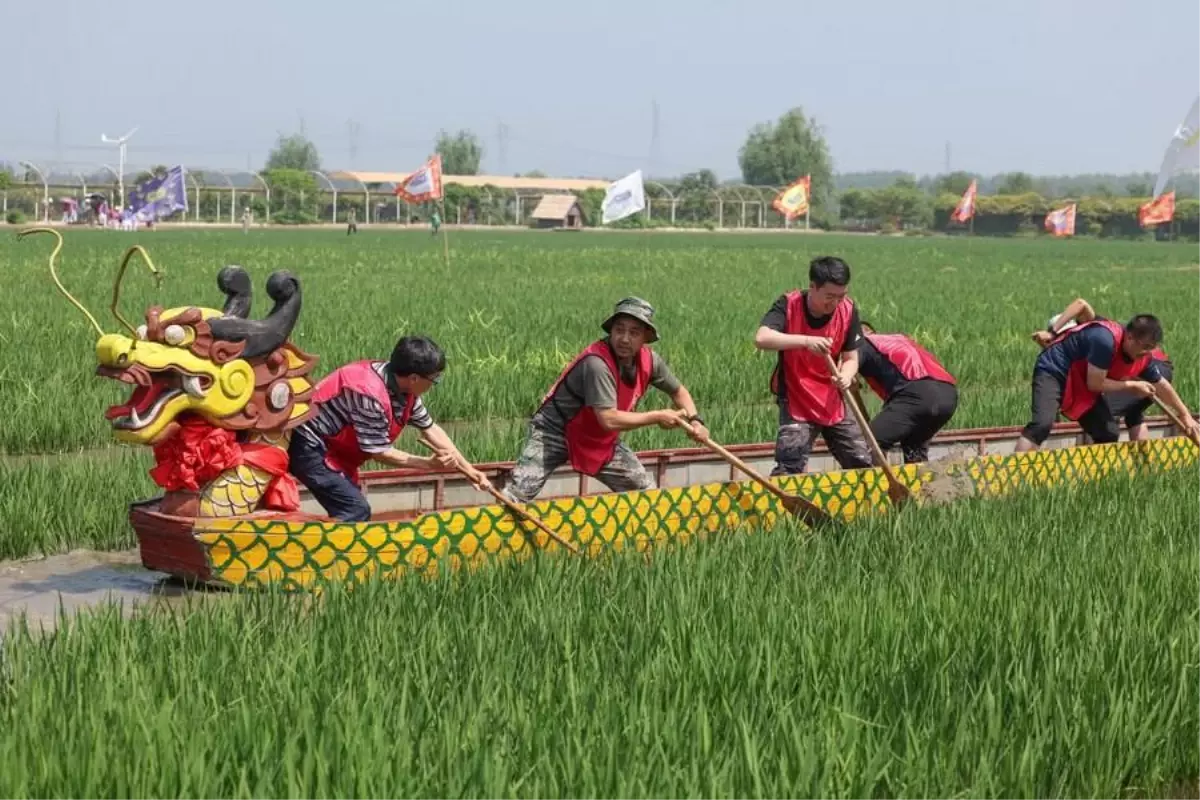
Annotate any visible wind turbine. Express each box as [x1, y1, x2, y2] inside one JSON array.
[[101, 127, 139, 208]]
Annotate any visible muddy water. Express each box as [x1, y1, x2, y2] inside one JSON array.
[[0, 549, 207, 633]]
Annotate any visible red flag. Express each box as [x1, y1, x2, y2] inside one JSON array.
[[1138, 191, 1175, 228], [393, 155, 444, 203], [950, 179, 977, 223], [1044, 203, 1076, 237]]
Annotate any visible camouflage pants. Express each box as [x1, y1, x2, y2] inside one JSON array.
[[500, 423, 654, 503], [771, 407, 873, 476]]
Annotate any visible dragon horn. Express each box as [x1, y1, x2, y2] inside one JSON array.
[[17, 227, 104, 337], [216, 266, 252, 318], [111, 245, 163, 337], [208, 270, 302, 358]]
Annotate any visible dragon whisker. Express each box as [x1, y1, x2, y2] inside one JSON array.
[[16, 227, 105, 337]]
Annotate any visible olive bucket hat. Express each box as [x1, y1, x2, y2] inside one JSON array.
[[601, 297, 659, 343]]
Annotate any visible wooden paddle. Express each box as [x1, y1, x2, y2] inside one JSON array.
[[822, 353, 914, 506], [678, 421, 835, 528], [1152, 399, 1200, 446], [417, 436, 581, 555]]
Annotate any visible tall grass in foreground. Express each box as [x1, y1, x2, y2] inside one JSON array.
[[1, 469, 1196, 797]]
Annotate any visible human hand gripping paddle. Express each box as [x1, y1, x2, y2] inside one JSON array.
[[1150, 397, 1200, 447], [821, 353, 914, 506], [417, 436, 581, 555], [672, 414, 835, 528]]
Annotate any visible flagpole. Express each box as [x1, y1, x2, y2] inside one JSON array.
[[439, 199, 450, 268]]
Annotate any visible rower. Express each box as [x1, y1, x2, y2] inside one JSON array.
[[288, 335, 490, 521], [753, 256, 873, 475], [498, 297, 709, 504], [1033, 297, 1176, 442], [1016, 311, 1199, 452], [853, 321, 958, 464]]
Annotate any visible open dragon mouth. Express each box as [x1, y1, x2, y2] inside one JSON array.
[[97, 363, 213, 430]]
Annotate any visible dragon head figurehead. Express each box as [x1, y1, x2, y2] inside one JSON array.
[[21, 227, 319, 518], [95, 266, 317, 444]]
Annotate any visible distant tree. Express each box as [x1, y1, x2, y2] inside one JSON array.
[[435, 130, 484, 175], [996, 172, 1035, 195], [678, 169, 719, 193], [935, 171, 976, 196], [1125, 180, 1152, 197], [266, 133, 321, 172], [738, 107, 834, 209], [133, 165, 169, 186], [519, 169, 547, 178]]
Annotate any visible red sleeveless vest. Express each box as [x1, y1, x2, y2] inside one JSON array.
[[310, 360, 414, 485], [770, 291, 853, 426], [539, 340, 653, 476], [862, 333, 956, 401], [1053, 320, 1154, 421]]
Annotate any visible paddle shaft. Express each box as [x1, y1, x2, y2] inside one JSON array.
[[417, 436, 580, 554], [1152, 398, 1200, 446], [681, 423, 833, 525], [822, 353, 913, 502]]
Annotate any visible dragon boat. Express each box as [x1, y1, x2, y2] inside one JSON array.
[[21, 228, 1200, 592]]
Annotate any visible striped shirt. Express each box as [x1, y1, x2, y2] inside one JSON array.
[[295, 361, 433, 454]]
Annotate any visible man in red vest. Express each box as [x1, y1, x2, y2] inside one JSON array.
[[754, 256, 873, 475], [852, 321, 958, 464], [1032, 297, 1180, 442], [1016, 312, 1198, 452], [499, 297, 709, 503], [288, 335, 489, 521]]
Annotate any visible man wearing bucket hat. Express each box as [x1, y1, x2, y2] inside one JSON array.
[[499, 297, 709, 503]]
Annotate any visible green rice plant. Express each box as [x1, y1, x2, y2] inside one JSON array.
[[0, 449, 154, 560], [1, 468, 1195, 797], [1, 229, 1196, 460]]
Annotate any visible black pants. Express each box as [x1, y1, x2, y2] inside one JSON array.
[[870, 379, 959, 463], [287, 435, 372, 521], [1021, 371, 1119, 446], [347, 222, 358, 235], [1106, 361, 1173, 428]]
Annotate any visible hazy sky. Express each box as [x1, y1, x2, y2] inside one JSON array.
[[4, 0, 1198, 180]]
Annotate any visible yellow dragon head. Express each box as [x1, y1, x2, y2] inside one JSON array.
[[20, 228, 319, 447]]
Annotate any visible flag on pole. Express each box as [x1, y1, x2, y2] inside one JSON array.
[[128, 165, 188, 220], [601, 170, 646, 224], [1044, 203, 1076, 237], [394, 155, 444, 203], [771, 175, 811, 220], [949, 179, 978, 223], [1152, 97, 1199, 198], [1138, 190, 1176, 227]]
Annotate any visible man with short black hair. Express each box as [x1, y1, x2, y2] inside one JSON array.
[[1016, 312, 1198, 451], [1033, 297, 1179, 442], [499, 297, 709, 503], [854, 321, 958, 464], [288, 335, 488, 521], [754, 256, 873, 475]]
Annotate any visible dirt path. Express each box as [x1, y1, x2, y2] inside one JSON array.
[[0, 549, 199, 633]]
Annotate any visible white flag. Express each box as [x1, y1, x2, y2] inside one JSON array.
[[1152, 96, 1200, 198], [601, 170, 646, 224]]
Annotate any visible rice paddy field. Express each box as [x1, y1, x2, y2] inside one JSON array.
[[0, 228, 1198, 797]]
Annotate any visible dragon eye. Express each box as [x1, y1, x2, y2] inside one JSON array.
[[136, 324, 148, 341], [164, 324, 186, 345]]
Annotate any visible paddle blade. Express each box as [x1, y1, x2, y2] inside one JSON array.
[[781, 495, 835, 528]]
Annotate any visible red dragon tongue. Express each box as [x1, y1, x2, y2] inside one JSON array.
[[105, 381, 169, 422]]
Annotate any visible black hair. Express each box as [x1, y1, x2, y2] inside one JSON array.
[[1125, 314, 1163, 344], [389, 335, 446, 377], [809, 256, 851, 287]]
